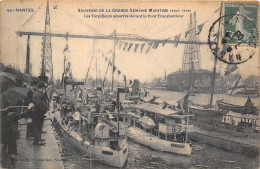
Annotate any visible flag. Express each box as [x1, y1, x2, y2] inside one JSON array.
[[174, 34, 181, 47], [185, 30, 190, 38], [134, 44, 139, 52], [148, 95, 159, 104], [152, 42, 159, 49], [65, 62, 71, 73], [118, 41, 123, 49], [162, 38, 170, 46], [123, 75, 126, 81], [105, 57, 108, 61], [224, 64, 238, 76], [128, 43, 133, 51], [162, 101, 169, 109], [123, 42, 128, 50], [196, 23, 205, 35], [113, 66, 116, 72], [115, 40, 119, 46], [118, 70, 121, 75], [177, 93, 189, 112], [141, 43, 145, 53], [63, 44, 68, 53], [214, 8, 220, 13], [129, 80, 132, 85], [145, 43, 153, 54]]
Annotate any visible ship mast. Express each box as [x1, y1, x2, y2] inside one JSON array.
[[25, 35, 30, 74], [209, 2, 223, 106], [95, 44, 98, 89], [111, 29, 116, 91]]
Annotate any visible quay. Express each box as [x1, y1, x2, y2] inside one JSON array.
[[15, 118, 64, 169], [190, 125, 259, 156]]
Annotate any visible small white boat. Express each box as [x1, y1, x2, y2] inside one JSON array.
[[126, 112, 141, 119], [138, 116, 156, 129], [128, 127, 192, 155]]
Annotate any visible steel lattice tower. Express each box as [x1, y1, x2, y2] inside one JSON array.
[[182, 12, 201, 72], [41, 0, 53, 82]]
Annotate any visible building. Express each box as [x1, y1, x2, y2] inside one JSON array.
[[166, 69, 220, 93]]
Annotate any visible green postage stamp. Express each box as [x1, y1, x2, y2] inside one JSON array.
[[223, 3, 258, 45]]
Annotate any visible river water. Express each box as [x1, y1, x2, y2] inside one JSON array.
[[146, 89, 259, 107], [56, 90, 259, 169]]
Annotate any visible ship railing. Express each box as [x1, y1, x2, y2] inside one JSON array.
[[0, 106, 29, 112]]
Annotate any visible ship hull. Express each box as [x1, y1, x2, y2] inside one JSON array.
[[51, 111, 128, 168], [128, 127, 191, 156], [189, 104, 223, 122], [216, 101, 244, 113]]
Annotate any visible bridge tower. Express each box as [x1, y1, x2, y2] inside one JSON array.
[[182, 12, 201, 72], [40, 0, 53, 82]]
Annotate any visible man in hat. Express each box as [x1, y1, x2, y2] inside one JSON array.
[[32, 81, 49, 145], [1, 104, 34, 167], [24, 81, 38, 140]]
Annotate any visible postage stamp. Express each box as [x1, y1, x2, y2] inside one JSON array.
[[223, 3, 258, 45], [208, 3, 258, 64]]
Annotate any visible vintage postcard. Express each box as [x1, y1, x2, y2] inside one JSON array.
[[0, 0, 259, 169]]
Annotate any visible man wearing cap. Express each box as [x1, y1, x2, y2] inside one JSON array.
[[32, 81, 49, 145]]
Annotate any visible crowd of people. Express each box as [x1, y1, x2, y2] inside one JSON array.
[[54, 98, 83, 133], [1, 80, 50, 168]]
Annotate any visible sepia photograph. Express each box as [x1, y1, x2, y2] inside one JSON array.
[[0, 0, 259, 168]]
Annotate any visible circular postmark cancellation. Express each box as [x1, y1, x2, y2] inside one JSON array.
[[208, 4, 258, 65]]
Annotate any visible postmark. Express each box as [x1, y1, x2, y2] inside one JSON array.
[[208, 3, 258, 64]]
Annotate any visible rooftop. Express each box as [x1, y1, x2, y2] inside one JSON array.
[[133, 103, 193, 118]]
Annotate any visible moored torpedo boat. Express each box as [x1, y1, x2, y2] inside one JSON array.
[[126, 103, 193, 156], [51, 85, 128, 168]]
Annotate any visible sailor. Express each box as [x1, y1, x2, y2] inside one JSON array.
[[32, 81, 48, 145], [95, 100, 101, 113], [66, 103, 74, 131], [104, 107, 114, 120], [24, 81, 37, 140], [86, 94, 89, 104], [52, 91, 61, 113], [73, 108, 81, 131], [60, 101, 67, 124]]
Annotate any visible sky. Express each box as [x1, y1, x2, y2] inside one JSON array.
[[0, 0, 259, 83]]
